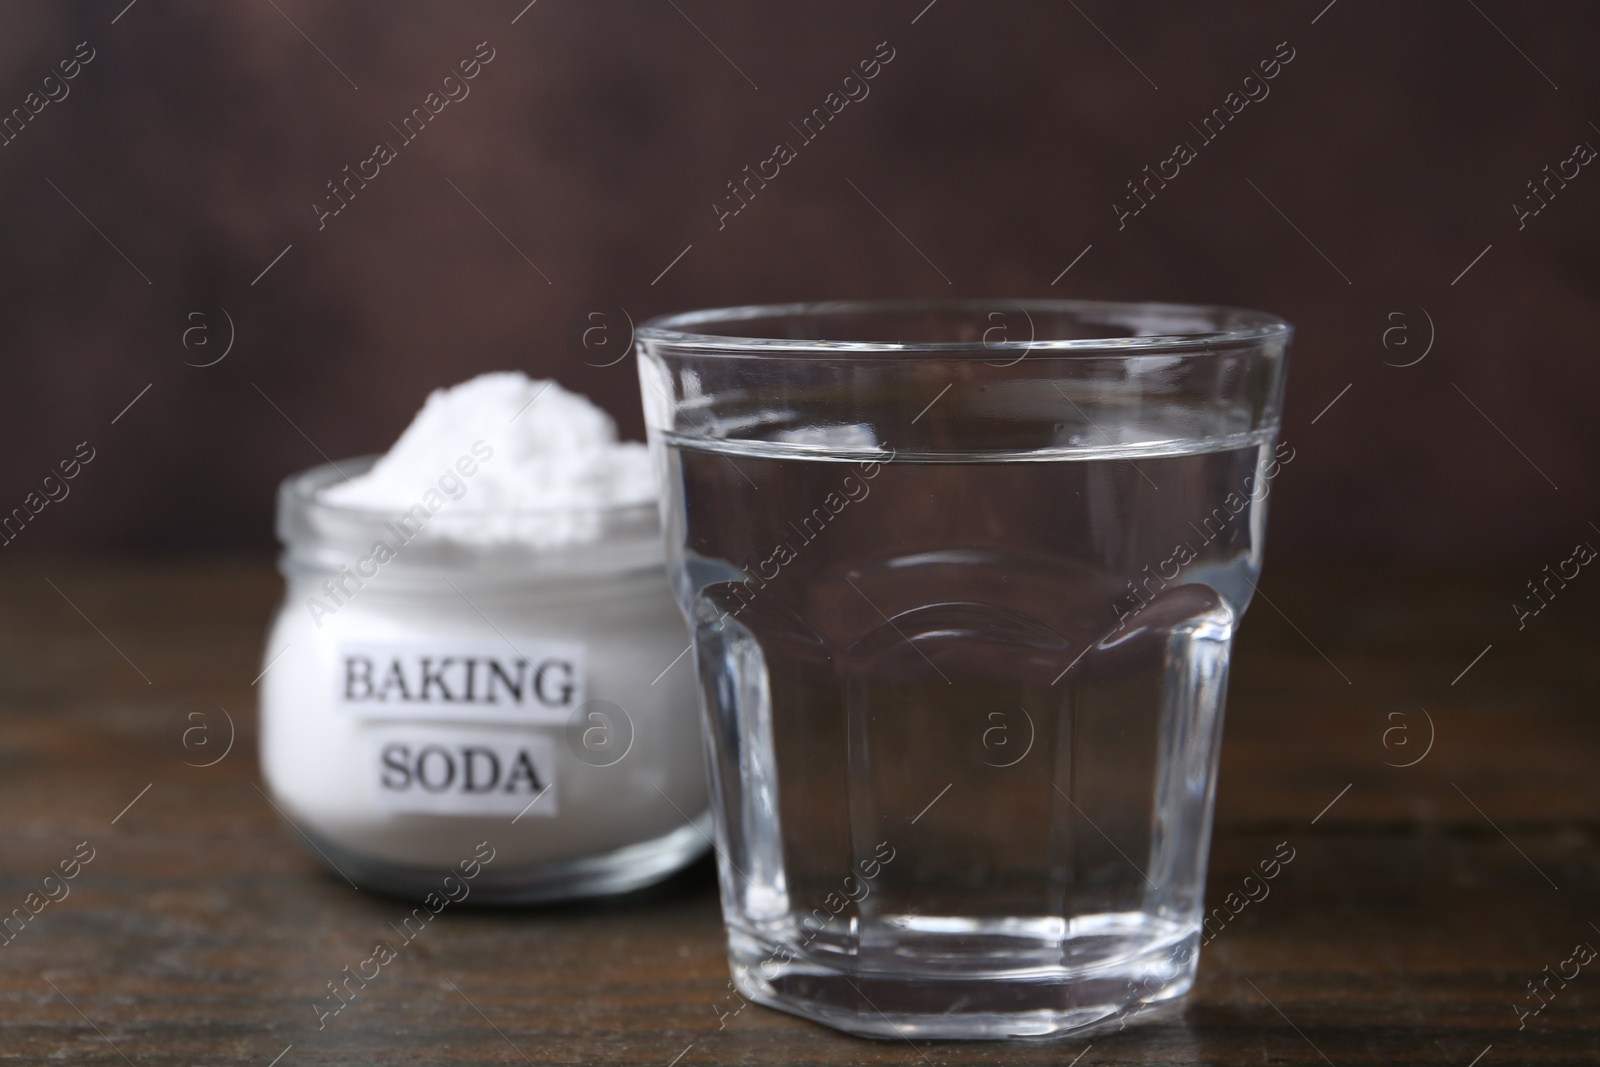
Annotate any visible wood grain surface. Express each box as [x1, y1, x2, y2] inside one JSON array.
[[0, 559, 1594, 1064]]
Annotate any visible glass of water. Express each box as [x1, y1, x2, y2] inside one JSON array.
[[636, 300, 1290, 1039]]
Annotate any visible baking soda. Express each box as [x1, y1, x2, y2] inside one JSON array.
[[259, 374, 707, 900], [322, 372, 655, 547]]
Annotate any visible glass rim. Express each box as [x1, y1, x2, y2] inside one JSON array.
[[636, 298, 1291, 356]]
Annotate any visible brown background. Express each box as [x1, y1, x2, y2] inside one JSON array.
[[0, 0, 1595, 560]]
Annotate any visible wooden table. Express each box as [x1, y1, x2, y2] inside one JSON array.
[[0, 560, 1593, 1064]]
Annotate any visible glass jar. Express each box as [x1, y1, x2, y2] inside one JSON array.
[[258, 458, 709, 903]]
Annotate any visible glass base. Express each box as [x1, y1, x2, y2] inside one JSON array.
[[303, 814, 713, 905], [726, 919, 1198, 1040]]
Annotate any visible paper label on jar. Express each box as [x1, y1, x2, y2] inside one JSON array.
[[367, 725, 558, 817], [335, 639, 585, 725]]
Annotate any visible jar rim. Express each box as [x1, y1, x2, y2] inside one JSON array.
[[282, 457, 661, 524], [637, 298, 1291, 356], [275, 457, 666, 578]]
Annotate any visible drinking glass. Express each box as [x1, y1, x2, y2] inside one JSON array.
[[636, 300, 1290, 1039]]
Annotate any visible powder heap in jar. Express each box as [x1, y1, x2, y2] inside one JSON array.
[[321, 371, 655, 547]]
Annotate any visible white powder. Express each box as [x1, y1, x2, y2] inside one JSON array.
[[260, 371, 708, 897], [322, 372, 655, 546]]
